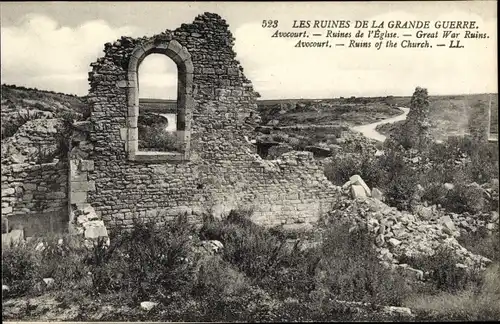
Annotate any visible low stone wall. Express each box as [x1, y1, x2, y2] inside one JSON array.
[[1, 161, 69, 236]]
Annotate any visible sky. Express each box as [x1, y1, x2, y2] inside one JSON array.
[[1, 1, 497, 99]]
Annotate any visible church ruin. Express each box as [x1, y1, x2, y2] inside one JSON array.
[[66, 12, 341, 232]]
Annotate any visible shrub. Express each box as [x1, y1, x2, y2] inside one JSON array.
[[317, 221, 411, 306], [138, 124, 181, 152], [384, 167, 420, 211], [407, 263, 500, 321], [443, 183, 485, 214], [35, 235, 90, 290], [192, 255, 249, 298], [458, 230, 500, 263], [324, 154, 384, 189], [200, 210, 319, 300], [200, 209, 289, 280], [399, 246, 483, 293], [2, 241, 42, 297], [118, 216, 198, 300]]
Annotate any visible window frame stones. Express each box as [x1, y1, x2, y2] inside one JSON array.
[[123, 39, 193, 162]]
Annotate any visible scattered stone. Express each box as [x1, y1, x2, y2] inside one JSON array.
[[351, 185, 367, 199], [342, 180, 352, 190], [43, 278, 55, 288], [372, 188, 384, 201], [383, 306, 413, 317], [439, 215, 457, 232], [35, 242, 45, 251], [444, 183, 455, 190], [2, 285, 9, 293], [140, 301, 158, 311], [415, 205, 433, 220], [388, 238, 402, 247], [375, 234, 385, 247], [350, 175, 372, 196], [200, 240, 224, 254], [2, 229, 24, 246], [491, 211, 499, 222]]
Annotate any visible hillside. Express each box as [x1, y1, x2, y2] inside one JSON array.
[[1, 84, 89, 164], [1, 84, 88, 140]]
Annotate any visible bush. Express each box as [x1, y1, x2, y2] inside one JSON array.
[[200, 210, 289, 280], [324, 154, 384, 189], [316, 221, 411, 306], [138, 124, 181, 152], [399, 246, 483, 294], [200, 210, 319, 300], [458, 230, 500, 263], [407, 263, 500, 321], [443, 183, 485, 214], [103, 216, 199, 301], [2, 241, 42, 297], [35, 235, 90, 291]]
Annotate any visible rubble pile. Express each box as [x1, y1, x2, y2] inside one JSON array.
[[332, 175, 494, 278]]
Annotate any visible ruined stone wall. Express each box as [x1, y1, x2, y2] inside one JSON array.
[[83, 12, 341, 228], [1, 161, 68, 235]]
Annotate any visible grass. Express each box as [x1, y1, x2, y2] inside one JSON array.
[[406, 263, 500, 321], [3, 210, 499, 321], [1, 211, 418, 321]]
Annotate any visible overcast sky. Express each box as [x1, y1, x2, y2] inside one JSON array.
[[1, 1, 497, 99]]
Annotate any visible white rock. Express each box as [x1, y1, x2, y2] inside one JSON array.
[[2, 285, 9, 292], [444, 183, 455, 190], [35, 242, 45, 251], [43, 278, 55, 287], [491, 211, 499, 222], [349, 175, 372, 196], [388, 238, 402, 247], [372, 188, 384, 201], [140, 301, 158, 311], [351, 185, 367, 199], [439, 215, 457, 232], [383, 306, 413, 317], [341, 180, 352, 190]]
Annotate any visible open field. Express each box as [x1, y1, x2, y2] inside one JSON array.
[[376, 93, 498, 141], [257, 96, 404, 127]]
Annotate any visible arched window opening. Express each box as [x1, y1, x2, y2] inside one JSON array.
[[137, 54, 180, 152], [125, 39, 193, 162]]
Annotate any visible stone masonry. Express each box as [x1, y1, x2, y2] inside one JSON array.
[[74, 12, 342, 229], [1, 161, 68, 236]]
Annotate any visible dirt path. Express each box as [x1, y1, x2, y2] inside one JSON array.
[[351, 107, 410, 142]]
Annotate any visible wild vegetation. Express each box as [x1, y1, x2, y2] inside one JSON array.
[[137, 111, 181, 152], [2, 85, 499, 321], [3, 210, 499, 321]]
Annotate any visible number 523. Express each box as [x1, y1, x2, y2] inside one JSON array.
[[262, 20, 279, 28]]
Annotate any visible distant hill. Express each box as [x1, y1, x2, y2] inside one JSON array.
[[1, 84, 88, 140]]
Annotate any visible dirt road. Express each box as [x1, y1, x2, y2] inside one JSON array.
[[351, 107, 410, 142]]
